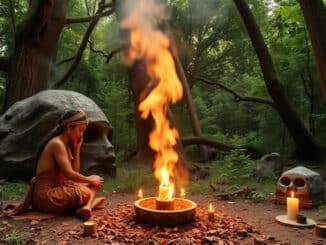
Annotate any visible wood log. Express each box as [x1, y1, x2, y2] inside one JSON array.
[[214, 187, 256, 200], [181, 136, 261, 158]]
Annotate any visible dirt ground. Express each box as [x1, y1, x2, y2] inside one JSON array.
[[1, 193, 326, 244]]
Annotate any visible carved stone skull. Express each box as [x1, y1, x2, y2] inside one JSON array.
[[0, 89, 116, 180], [275, 166, 325, 208]]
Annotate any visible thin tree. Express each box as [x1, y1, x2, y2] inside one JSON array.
[[298, 0, 326, 100], [233, 0, 326, 161], [0, 0, 115, 112]]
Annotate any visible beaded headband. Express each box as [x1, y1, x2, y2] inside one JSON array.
[[60, 110, 89, 126]]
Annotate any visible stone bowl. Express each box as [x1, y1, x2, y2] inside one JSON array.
[[134, 197, 197, 226]]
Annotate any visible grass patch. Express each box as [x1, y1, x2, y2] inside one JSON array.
[[2, 157, 277, 203], [188, 160, 277, 201], [101, 163, 157, 195], [1, 182, 29, 201], [1, 230, 30, 245]]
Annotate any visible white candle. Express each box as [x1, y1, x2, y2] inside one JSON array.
[[287, 191, 299, 220]]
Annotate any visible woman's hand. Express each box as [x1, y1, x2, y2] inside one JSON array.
[[88, 175, 104, 189], [73, 136, 83, 151]]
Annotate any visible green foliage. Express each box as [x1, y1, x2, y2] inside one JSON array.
[[1, 182, 28, 201], [250, 190, 267, 203], [3, 230, 30, 245], [5, 230, 21, 245], [220, 136, 256, 180], [1, 0, 326, 170], [99, 81, 135, 161], [102, 164, 156, 194]]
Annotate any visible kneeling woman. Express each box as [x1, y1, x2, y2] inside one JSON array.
[[4, 110, 104, 220]]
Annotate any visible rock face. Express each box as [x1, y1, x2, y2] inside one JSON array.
[[0, 89, 116, 180], [275, 166, 325, 208], [252, 152, 282, 179]]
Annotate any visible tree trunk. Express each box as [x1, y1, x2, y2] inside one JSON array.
[[128, 60, 156, 161], [3, 0, 66, 111], [233, 0, 326, 161], [298, 0, 326, 100], [170, 42, 207, 161]]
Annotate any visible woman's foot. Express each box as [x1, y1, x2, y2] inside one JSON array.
[[91, 197, 105, 210], [76, 207, 92, 220]]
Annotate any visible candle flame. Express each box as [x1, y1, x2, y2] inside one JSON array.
[[137, 189, 143, 200], [291, 191, 294, 198], [181, 188, 185, 196], [209, 203, 214, 212], [121, 0, 182, 200]]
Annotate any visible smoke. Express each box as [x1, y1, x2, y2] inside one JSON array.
[[119, 0, 170, 66]]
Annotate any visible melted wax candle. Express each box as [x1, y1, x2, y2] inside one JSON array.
[[287, 191, 299, 221]]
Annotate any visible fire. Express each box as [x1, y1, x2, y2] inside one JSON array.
[[121, 0, 183, 200]]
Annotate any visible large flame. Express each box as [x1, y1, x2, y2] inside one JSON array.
[[121, 0, 183, 200]]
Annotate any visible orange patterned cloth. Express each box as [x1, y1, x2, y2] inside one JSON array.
[[4, 169, 90, 216]]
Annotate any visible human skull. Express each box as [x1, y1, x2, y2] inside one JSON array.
[[0, 89, 116, 180], [275, 166, 324, 208]]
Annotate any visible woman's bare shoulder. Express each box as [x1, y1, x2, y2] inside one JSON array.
[[47, 136, 65, 150]]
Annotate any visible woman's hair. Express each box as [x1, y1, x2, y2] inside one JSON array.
[[36, 110, 86, 158]]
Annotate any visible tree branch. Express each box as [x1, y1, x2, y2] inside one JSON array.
[[65, 4, 114, 24], [55, 56, 75, 66], [196, 76, 277, 109], [0, 57, 9, 73], [181, 136, 261, 158], [51, 2, 114, 88], [87, 39, 121, 63], [182, 136, 234, 151]]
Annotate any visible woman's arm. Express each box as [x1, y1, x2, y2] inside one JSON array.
[[51, 140, 103, 187]]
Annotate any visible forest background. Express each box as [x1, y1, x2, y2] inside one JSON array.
[[1, 0, 326, 195]]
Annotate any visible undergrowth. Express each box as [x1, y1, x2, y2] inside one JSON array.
[[1, 143, 277, 202]]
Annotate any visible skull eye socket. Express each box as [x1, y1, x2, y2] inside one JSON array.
[[83, 126, 100, 143], [294, 178, 305, 187], [280, 176, 291, 186]]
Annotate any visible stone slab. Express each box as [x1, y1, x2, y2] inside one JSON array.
[[275, 214, 316, 228]]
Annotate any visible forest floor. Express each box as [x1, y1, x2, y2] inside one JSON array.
[[1, 193, 326, 244]]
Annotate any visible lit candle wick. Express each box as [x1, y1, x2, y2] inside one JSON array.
[[180, 188, 186, 199], [137, 189, 143, 200], [208, 203, 215, 221]]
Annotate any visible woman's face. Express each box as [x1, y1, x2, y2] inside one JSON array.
[[68, 123, 88, 143]]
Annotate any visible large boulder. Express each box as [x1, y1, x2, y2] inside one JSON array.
[[252, 152, 282, 179], [0, 89, 116, 180]]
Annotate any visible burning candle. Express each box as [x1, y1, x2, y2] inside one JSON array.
[[287, 191, 299, 221], [208, 203, 215, 221], [180, 188, 186, 199], [83, 220, 97, 236], [137, 189, 143, 200]]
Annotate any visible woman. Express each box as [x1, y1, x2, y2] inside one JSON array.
[[4, 110, 104, 220]]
